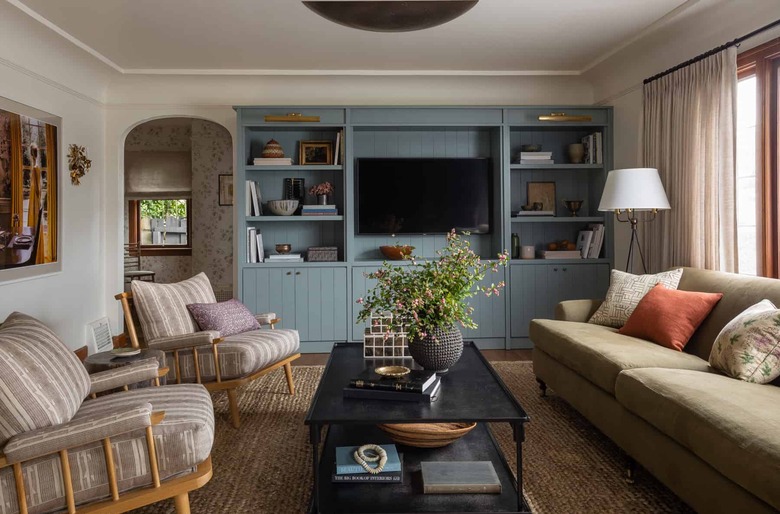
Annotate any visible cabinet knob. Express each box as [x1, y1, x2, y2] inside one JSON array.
[[286, 271, 292, 276], [562, 267, 567, 272], [553, 267, 558, 272], [295, 271, 301, 275]]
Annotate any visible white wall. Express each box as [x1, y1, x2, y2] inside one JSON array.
[[0, 2, 115, 348], [584, 0, 780, 272]]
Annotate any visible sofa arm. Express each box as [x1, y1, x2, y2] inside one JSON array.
[[147, 331, 219, 351], [3, 403, 154, 463], [88, 359, 166, 396], [555, 299, 603, 322]]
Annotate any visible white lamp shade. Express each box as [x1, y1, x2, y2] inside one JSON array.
[[598, 168, 671, 211]]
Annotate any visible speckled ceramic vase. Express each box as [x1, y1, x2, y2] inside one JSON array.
[[408, 326, 464, 374]]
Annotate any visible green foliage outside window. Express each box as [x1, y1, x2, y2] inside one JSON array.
[[140, 199, 187, 220]]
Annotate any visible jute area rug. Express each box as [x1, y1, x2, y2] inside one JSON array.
[[133, 362, 692, 514]]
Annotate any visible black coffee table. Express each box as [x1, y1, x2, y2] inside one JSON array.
[[305, 342, 531, 513]]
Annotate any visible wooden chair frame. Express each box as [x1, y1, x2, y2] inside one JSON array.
[[0, 369, 212, 514], [115, 292, 301, 428]]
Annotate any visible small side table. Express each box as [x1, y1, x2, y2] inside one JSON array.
[[84, 348, 167, 388]]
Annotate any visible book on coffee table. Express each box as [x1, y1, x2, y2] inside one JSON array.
[[343, 376, 441, 403], [332, 455, 404, 483], [421, 461, 502, 494], [348, 368, 437, 393], [335, 444, 401, 475]]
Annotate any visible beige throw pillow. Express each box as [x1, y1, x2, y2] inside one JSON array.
[[709, 300, 780, 384], [588, 268, 684, 328]]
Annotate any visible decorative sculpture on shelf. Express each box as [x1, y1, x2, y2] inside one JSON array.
[[67, 144, 91, 185]]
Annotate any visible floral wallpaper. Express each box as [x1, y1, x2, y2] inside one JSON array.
[[0, 111, 11, 198], [124, 118, 233, 293]]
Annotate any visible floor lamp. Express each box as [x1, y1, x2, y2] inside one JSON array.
[[598, 168, 670, 273]]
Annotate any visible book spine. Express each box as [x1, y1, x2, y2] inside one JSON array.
[[332, 474, 401, 483], [348, 380, 424, 393], [423, 483, 501, 494]]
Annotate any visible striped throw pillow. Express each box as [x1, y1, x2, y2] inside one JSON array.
[[131, 272, 217, 342], [0, 312, 90, 446]]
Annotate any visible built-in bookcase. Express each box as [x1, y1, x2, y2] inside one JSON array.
[[235, 106, 613, 352]]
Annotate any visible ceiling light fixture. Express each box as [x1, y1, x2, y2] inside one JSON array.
[[302, 1, 478, 32]]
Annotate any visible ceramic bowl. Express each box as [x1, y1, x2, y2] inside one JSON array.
[[379, 245, 414, 260], [266, 199, 299, 216], [521, 144, 542, 152]]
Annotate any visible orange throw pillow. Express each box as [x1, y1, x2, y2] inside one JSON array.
[[619, 284, 723, 351]]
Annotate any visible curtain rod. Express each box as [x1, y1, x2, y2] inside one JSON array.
[[643, 18, 780, 85]]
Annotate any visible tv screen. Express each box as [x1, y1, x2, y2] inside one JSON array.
[[356, 158, 492, 235]]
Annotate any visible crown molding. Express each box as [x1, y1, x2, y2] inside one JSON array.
[[0, 54, 103, 106]]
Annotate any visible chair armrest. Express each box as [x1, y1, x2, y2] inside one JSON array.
[[147, 331, 219, 351], [255, 313, 280, 327], [3, 403, 154, 463], [555, 299, 603, 322], [88, 359, 163, 396]]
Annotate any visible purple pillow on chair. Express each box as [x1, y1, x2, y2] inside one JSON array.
[[186, 299, 261, 337]]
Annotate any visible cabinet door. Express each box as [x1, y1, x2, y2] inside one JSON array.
[[510, 265, 551, 338], [242, 268, 296, 327], [351, 267, 377, 341], [462, 268, 506, 340], [293, 267, 348, 342]]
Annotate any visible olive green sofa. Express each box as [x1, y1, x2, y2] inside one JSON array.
[[530, 267, 780, 514]]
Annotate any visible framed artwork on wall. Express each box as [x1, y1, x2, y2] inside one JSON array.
[[299, 141, 333, 165], [0, 96, 62, 282], [527, 181, 556, 215], [218, 174, 233, 206]]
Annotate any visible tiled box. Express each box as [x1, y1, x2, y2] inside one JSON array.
[[363, 313, 410, 359]]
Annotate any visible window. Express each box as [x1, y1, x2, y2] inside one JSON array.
[[128, 198, 191, 256], [737, 38, 780, 278]]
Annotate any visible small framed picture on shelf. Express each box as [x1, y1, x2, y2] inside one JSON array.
[[527, 181, 556, 215], [299, 141, 333, 165], [218, 174, 233, 206]]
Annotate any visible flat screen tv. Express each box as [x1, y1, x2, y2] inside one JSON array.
[[356, 158, 492, 235]]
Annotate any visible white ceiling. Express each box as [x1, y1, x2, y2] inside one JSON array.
[[11, 0, 693, 74]]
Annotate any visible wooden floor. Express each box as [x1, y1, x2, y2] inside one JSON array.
[[293, 348, 532, 366]]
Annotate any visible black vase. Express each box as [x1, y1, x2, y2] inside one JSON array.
[[408, 326, 464, 374]]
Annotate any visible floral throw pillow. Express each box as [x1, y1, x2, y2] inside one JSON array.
[[709, 300, 780, 384], [186, 299, 261, 338], [588, 268, 684, 328]]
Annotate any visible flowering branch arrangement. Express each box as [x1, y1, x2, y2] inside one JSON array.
[[356, 230, 508, 342], [309, 181, 334, 196]]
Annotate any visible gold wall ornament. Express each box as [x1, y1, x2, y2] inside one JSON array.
[[264, 112, 321, 122], [538, 112, 593, 122], [67, 144, 91, 185]]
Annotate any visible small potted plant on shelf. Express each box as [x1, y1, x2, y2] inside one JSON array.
[[357, 230, 508, 373], [309, 181, 334, 205]]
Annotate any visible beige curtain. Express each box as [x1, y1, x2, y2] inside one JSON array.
[[642, 46, 738, 273]]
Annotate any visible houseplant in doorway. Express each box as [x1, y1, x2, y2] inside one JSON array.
[[356, 230, 508, 372]]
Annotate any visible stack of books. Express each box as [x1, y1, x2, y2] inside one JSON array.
[[302, 204, 338, 216], [581, 133, 603, 164], [577, 223, 605, 259], [246, 228, 264, 263], [343, 368, 441, 403], [253, 157, 292, 166], [517, 151, 554, 165], [264, 253, 304, 263], [245, 180, 263, 216], [333, 445, 402, 483]]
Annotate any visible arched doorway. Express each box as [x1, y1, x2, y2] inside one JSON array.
[[123, 117, 233, 298]]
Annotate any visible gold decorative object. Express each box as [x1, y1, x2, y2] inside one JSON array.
[[538, 112, 593, 122], [67, 144, 91, 185], [562, 199, 584, 217], [275, 243, 292, 254], [374, 365, 411, 377], [264, 112, 320, 122], [377, 422, 477, 448]]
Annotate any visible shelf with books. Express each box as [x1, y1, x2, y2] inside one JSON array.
[[246, 164, 344, 172], [509, 164, 603, 170], [247, 216, 344, 222]]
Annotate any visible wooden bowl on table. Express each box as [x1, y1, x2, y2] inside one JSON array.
[[377, 422, 477, 448], [379, 245, 414, 260]]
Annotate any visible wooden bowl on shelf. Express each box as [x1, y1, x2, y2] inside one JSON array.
[[379, 245, 414, 260], [377, 422, 477, 448]]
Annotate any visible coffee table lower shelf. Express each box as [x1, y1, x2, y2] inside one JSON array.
[[310, 422, 530, 514]]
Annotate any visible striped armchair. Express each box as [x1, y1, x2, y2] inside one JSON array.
[[115, 272, 301, 428], [0, 312, 214, 514]]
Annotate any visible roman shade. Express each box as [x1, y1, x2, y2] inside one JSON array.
[[124, 150, 192, 199]]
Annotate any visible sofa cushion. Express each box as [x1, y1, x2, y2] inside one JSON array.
[[131, 272, 217, 341], [0, 312, 91, 447], [166, 328, 300, 382], [618, 284, 723, 351], [186, 298, 261, 337], [530, 319, 710, 394], [615, 368, 780, 510], [0, 384, 214, 514], [588, 268, 683, 328], [708, 300, 780, 384]]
